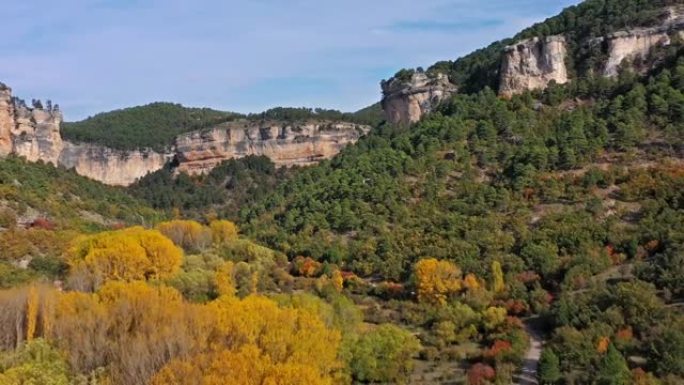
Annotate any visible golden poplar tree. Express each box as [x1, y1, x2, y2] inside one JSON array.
[[413, 258, 462, 305]]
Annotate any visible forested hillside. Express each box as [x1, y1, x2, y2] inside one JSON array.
[[63, 104, 383, 152], [62, 103, 239, 151], [428, 0, 680, 92], [2, 0, 684, 384]]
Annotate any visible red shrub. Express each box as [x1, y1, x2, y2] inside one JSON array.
[[29, 218, 55, 230], [467, 363, 496, 385], [483, 340, 512, 359]]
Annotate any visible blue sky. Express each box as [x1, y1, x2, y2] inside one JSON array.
[[1, 0, 580, 121]]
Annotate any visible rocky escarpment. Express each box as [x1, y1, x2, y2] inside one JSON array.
[[175, 121, 370, 175], [0, 83, 369, 186], [602, 8, 684, 77], [381, 72, 457, 126], [0, 84, 14, 156], [12, 106, 64, 165], [499, 35, 569, 98], [58, 144, 172, 186]]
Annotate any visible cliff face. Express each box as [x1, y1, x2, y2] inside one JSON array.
[[0, 84, 369, 186], [0, 85, 13, 156], [603, 9, 684, 77], [499, 35, 569, 98], [381, 72, 457, 126], [175, 121, 370, 175], [12, 107, 64, 165], [59, 144, 172, 186]]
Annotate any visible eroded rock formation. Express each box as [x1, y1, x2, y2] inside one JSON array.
[[602, 8, 684, 77], [58, 144, 173, 186], [499, 35, 569, 98], [381, 72, 457, 126], [12, 106, 64, 165], [0, 84, 14, 156], [0, 84, 370, 186], [175, 121, 370, 175]]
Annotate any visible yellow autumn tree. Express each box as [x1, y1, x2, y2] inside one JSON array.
[[67, 227, 182, 285], [150, 345, 331, 385], [482, 306, 507, 332], [208, 295, 342, 377], [413, 258, 462, 305], [0, 285, 56, 349], [210, 220, 239, 246], [25, 286, 39, 342], [491, 261, 505, 293], [53, 281, 215, 385], [215, 262, 236, 297], [157, 220, 211, 252], [463, 273, 482, 291], [331, 270, 344, 293]]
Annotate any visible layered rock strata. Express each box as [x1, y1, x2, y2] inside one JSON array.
[[0, 84, 370, 185], [381, 72, 457, 126], [499, 35, 569, 98]]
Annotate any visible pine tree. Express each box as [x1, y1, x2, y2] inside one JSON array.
[[538, 348, 561, 385], [597, 345, 630, 385]]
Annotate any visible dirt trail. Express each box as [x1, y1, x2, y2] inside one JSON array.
[[515, 318, 544, 385]]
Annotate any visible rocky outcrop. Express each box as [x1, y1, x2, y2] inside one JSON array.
[[499, 35, 569, 98], [0, 83, 370, 186], [381, 72, 457, 126], [0, 84, 13, 156], [58, 144, 172, 186], [175, 120, 370, 175], [11, 106, 64, 165], [602, 8, 684, 77]]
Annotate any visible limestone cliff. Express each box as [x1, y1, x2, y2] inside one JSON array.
[[58, 144, 172, 186], [602, 8, 684, 77], [499, 35, 569, 98], [0, 84, 13, 156], [381, 72, 457, 126], [0, 83, 369, 186], [175, 120, 370, 175], [11, 106, 64, 165]]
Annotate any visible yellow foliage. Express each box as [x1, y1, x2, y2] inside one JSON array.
[[215, 262, 236, 297], [53, 281, 213, 384], [150, 345, 332, 385], [210, 220, 239, 245], [67, 227, 182, 285], [491, 261, 505, 293], [413, 258, 462, 305], [0, 285, 56, 349], [482, 306, 507, 332], [25, 286, 38, 342], [1, 278, 342, 385], [463, 273, 481, 291], [157, 220, 211, 252], [331, 270, 344, 293], [208, 295, 342, 376]]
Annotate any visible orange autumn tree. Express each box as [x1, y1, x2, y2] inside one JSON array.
[[413, 258, 462, 305], [67, 227, 182, 286], [597, 336, 610, 354]]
